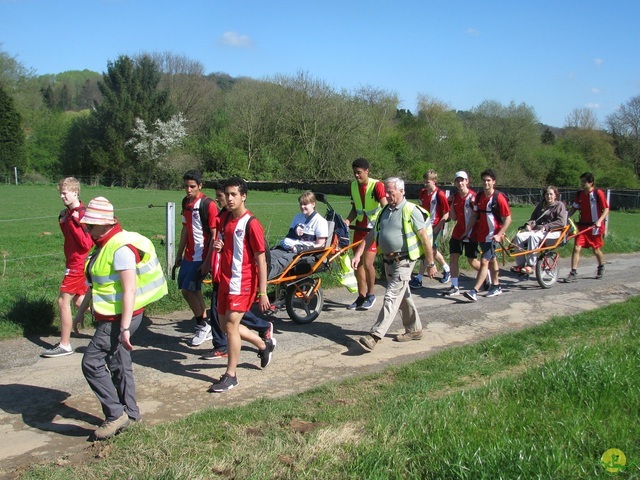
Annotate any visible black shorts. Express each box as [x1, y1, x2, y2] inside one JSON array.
[[449, 237, 479, 259]]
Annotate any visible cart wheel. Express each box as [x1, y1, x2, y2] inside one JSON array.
[[535, 252, 559, 289], [285, 278, 324, 324]]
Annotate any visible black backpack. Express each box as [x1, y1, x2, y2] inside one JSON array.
[[475, 190, 508, 220], [181, 195, 214, 228]]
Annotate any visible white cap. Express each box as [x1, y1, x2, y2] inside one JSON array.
[[454, 171, 468, 181]]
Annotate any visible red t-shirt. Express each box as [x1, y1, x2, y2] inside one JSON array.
[[572, 188, 608, 228], [451, 189, 476, 240], [59, 203, 93, 271], [418, 187, 450, 228], [217, 210, 266, 296], [181, 193, 218, 262], [472, 191, 511, 243]]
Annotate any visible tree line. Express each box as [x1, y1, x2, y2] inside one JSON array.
[[1, 48, 639, 189]]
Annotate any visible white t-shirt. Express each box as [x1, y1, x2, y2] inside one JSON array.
[[281, 212, 329, 250]]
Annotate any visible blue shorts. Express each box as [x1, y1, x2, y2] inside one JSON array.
[[479, 242, 497, 261], [432, 228, 443, 250], [177, 260, 203, 291]]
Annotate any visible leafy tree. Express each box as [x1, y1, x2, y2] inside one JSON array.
[[607, 95, 640, 178], [86, 55, 175, 185], [464, 100, 541, 185], [0, 85, 26, 175]]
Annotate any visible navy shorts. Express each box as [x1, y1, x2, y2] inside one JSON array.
[[479, 242, 497, 261], [177, 260, 203, 291]]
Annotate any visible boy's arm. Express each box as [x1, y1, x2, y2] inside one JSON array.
[[254, 251, 270, 312]]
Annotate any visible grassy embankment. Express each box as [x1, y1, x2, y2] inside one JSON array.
[[20, 296, 640, 479]]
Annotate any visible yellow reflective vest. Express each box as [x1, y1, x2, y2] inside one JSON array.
[[375, 202, 431, 260], [87, 231, 168, 316], [351, 178, 383, 224]]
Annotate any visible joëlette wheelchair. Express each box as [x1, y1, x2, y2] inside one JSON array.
[[266, 193, 362, 324]]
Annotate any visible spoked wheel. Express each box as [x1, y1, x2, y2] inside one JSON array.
[[535, 252, 559, 289], [285, 278, 324, 324]]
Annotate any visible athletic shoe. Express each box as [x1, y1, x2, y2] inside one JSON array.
[[94, 412, 130, 440], [440, 271, 451, 284], [463, 289, 478, 302], [596, 265, 605, 279], [189, 323, 212, 346], [486, 285, 503, 298], [207, 373, 238, 393], [359, 335, 379, 351], [442, 285, 460, 296], [41, 343, 73, 358], [395, 330, 423, 342], [347, 295, 365, 310], [409, 277, 423, 289], [258, 338, 277, 368], [202, 349, 228, 360], [564, 271, 578, 283], [360, 294, 376, 310], [260, 322, 274, 341]]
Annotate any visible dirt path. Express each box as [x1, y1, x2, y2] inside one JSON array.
[[1, 254, 639, 478]]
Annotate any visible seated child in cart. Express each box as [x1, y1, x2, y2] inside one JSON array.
[[269, 191, 329, 279]]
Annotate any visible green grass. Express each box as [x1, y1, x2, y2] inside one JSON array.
[[1, 185, 638, 339], [20, 296, 640, 479]]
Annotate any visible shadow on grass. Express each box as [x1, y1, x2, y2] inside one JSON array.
[[4, 295, 56, 337]]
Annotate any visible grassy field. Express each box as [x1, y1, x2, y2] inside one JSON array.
[[19, 296, 640, 479], [1, 184, 639, 339]]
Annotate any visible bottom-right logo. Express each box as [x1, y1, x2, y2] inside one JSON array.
[[599, 449, 632, 476]]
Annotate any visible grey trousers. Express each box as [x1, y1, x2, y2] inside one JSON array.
[[370, 259, 422, 340], [82, 312, 143, 422]]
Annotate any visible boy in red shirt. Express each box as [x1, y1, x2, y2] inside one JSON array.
[[565, 172, 609, 282], [174, 170, 218, 346], [464, 169, 511, 302], [442, 170, 481, 296], [207, 177, 275, 393], [42, 177, 93, 358], [410, 169, 451, 288]]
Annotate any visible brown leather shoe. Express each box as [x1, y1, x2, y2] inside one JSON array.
[[396, 330, 423, 342], [359, 335, 379, 351]]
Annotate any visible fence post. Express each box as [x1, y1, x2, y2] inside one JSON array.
[[166, 202, 175, 277]]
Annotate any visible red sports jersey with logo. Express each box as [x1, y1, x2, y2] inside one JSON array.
[[181, 193, 217, 262], [451, 189, 476, 240], [472, 191, 511, 243], [59, 203, 93, 271], [572, 189, 608, 233], [217, 211, 266, 296], [418, 187, 450, 228]]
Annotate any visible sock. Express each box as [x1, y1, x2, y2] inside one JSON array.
[[416, 274, 423, 282], [451, 277, 459, 287], [443, 264, 450, 273]]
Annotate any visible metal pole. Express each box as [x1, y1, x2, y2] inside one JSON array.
[[14, 167, 18, 185], [166, 202, 175, 277]]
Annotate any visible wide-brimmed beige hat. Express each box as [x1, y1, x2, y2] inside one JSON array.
[[80, 197, 116, 225]]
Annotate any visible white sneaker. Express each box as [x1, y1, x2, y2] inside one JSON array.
[[190, 323, 212, 346]]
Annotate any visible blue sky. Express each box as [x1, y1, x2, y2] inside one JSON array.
[[2, 0, 639, 127]]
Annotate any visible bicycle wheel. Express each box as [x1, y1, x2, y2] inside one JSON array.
[[285, 278, 324, 324], [535, 252, 559, 289]]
